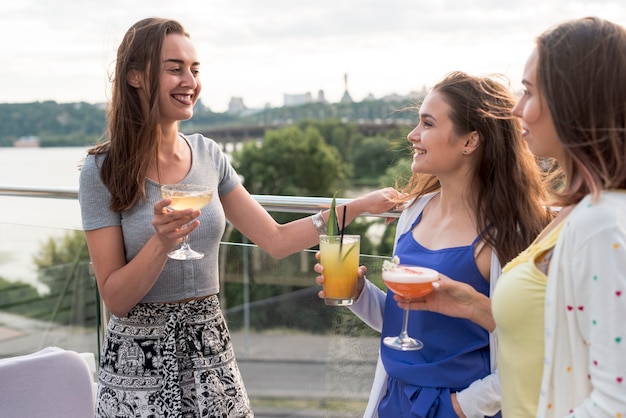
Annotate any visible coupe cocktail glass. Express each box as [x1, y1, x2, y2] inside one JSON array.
[[161, 184, 213, 260], [382, 265, 439, 351]]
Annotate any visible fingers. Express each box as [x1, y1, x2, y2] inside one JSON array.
[[314, 270, 325, 299], [315, 275, 324, 285], [154, 198, 172, 215], [152, 200, 201, 244], [155, 199, 200, 225]]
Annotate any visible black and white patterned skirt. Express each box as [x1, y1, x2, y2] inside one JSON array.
[[96, 295, 253, 417]]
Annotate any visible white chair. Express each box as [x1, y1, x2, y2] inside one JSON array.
[[0, 347, 96, 418]]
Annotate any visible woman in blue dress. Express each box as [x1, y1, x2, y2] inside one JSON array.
[[316, 71, 553, 417]]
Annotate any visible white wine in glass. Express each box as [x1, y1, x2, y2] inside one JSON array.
[[161, 184, 214, 260]]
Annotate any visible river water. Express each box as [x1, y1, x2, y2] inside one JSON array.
[[0, 147, 90, 291]]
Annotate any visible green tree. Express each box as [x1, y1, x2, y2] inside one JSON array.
[[32, 230, 96, 326], [297, 119, 360, 161], [232, 124, 350, 197]]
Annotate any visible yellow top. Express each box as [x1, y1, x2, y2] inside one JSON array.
[[492, 220, 566, 417]]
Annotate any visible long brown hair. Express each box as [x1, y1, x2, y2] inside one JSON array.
[[400, 72, 552, 264], [536, 17, 626, 205], [87, 18, 189, 211]]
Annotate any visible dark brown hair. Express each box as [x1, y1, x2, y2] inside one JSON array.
[[400, 71, 552, 264], [536, 17, 626, 205], [87, 18, 189, 211]]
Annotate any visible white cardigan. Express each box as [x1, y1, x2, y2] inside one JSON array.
[[350, 194, 502, 418], [537, 192, 626, 418]]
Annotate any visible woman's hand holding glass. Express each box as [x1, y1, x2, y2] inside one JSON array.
[[160, 184, 213, 260], [396, 274, 496, 332], [152, 198, 201, 256], [313, 252, 368, 301]]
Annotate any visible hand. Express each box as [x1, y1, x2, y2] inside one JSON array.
[[451, 393, 466, 418], [151, 198, 201, 250], [352, 187, 407, 224], [395, 274, 485, 322], [313, 251, 367, 300]]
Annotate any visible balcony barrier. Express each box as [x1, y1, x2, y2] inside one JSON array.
[[0, 185, 400, 417]]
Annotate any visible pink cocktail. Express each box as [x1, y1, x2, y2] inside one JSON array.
[[382, 265, 439, 351], [382, 266, 439, 299]]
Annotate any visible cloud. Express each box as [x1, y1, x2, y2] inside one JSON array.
[[1, 0, 625, 111]]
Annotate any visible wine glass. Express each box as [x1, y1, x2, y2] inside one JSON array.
[[161, 184, 214, 260], [382, 265, 439, 351]]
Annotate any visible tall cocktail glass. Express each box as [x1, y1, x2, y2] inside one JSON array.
[[319, 234, 360, 306], [382, 265, 439, 351], [161, 184, 213, 260]]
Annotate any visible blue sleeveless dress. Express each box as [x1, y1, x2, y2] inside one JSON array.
[[379, 212, 494, 417]]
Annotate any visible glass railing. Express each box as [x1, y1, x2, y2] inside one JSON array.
[[0, 185, 399, 417]]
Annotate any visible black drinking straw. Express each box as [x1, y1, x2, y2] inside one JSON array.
[[339, 206, 347, 251]]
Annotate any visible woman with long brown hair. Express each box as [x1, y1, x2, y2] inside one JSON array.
[[79, 17, 395, 417], [317, 71, 552, 417]]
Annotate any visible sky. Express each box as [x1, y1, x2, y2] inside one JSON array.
[[1, 0, 625, 112]]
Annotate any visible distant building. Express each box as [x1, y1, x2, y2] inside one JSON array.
[[340, 73, 353, 103], [13, 136, 40, 147], [227, 97, 247, 114], [381, 93, 407, 103], [283, 89, 329, 107], [317, 90, 327, 104], [283, 92, 313, 107]]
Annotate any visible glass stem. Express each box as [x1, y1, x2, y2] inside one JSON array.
[[180, 234, 190, 250], [399, 308, 410, 341], [179, 223, 191, 250]]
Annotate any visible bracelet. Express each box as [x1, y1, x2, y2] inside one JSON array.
[[311, 210, 328, 235]]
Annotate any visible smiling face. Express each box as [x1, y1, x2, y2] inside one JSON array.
[[406, 91, 474, 178], [157, 33, 202, 126], [511, 48, 564, 162]]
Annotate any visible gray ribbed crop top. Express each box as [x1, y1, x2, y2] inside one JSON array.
[[78, 133, 241, 302]]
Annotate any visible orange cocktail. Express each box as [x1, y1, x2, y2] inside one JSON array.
[[319, 235, 360, 306], [382, 265, 439, 299]]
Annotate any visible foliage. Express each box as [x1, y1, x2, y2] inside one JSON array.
[[232, 124, 350, 197], [0, 99, 418, 148], [32, 230, 96, 326], [0, 101, 106, 146], [0, 278, 41, 311], [0, 230, 97, 326], [351, 134, 407, 184], [33, 230, 90, 276], [379, 153, 413, 189]]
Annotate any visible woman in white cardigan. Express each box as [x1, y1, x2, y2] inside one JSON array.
[[402, 17, 626, 418], [316, 72, 551, 417]]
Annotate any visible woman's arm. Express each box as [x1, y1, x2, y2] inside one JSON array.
[[568, 223, 626, 416], [221, 184, 398, 259]]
